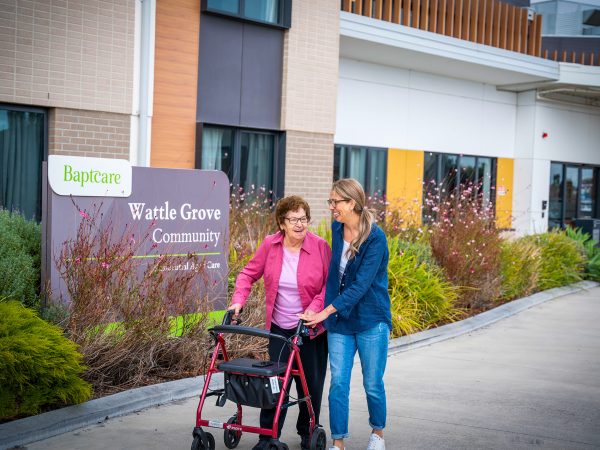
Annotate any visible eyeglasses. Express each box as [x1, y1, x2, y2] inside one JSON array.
[[326, 198, 350, 207], [284, 216, 309, 225]]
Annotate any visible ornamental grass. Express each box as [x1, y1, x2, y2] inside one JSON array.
[[387, 236, 461, 337], [522, 230, 585, 291], [498, 237, 541, 301]]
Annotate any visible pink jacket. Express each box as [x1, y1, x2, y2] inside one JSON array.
[[232, 231, 332, 333]]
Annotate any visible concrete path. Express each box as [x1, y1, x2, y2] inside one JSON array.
[[20, 286, 600, 449]]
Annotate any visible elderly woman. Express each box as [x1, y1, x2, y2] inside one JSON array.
[[228, 195, 331, 450]]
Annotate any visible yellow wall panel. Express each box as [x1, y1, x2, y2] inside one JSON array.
[[386, 149, 425, 226], [496, 157, 514, 229]]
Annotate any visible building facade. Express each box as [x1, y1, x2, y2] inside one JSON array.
[[1, 0, 599, 234]]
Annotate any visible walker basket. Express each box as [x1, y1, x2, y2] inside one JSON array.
[[219, 357, 286, 409]]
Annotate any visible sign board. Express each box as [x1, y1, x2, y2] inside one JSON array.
[[42, 164, 229, 310], [48, 155, 132, 197]]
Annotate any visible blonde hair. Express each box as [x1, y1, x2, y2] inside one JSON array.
[[332, 178, 375, 258]]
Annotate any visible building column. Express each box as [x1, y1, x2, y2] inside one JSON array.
[[513, 91, 550, 236], [280, 0, 340, 223]]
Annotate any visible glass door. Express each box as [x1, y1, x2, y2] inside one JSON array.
[[548, 163, 563, 229], [579, 168, 596, 219]]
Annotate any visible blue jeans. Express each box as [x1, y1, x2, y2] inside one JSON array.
[[328, 322, 389, 439]]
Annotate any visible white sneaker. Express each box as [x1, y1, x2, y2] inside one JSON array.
[[328, 447, 342, 450], [366, 433, 385, 450]]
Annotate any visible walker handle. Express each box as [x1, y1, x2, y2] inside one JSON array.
[[209, 324, 289, 344]]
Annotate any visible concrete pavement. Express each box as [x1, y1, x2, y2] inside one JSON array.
[[11, 285, 600, 449]]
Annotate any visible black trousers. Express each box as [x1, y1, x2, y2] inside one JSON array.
[[259, 323, 328, 439]]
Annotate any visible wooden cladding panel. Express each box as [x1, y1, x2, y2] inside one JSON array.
[[364, 0, 373, 16], [344, 0, 548, 60], [393, 0, 401, 23], [151, 0, 200, 169], [420, 0, 430, 30], [374, 0, 383, 19], [414, 0, 421, 28], [470, 0, 479, 43], [438, 0, 447, 35], [384, 0, 393, 21], [462, 0, 471, 40], [475, 0, 484, 43], [430, 0, 439, 33], [402, 0, 411, 25], [533, 14, 542, 56]]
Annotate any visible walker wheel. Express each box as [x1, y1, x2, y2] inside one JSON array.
[[310, 427, 327, 450], [192, 431, 215, 450], [268, 444, 288, 450], [224, 415, 242, 448]]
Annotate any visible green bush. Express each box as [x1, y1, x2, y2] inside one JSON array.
[[0, 300, 92, 420], [523, 230, 585, 290], [396, 239, 438, 269], [499, 237, 540, 301], [565, 227, 600, 282], [0, 209, 41, 308], [388, 237, 461, 337]]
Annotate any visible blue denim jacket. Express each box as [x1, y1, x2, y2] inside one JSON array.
[[324, 220, 392, 334]]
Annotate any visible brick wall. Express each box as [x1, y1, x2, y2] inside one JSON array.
[[285, 130, 334, 223], [0, 0, 134, 114], [280, 0, 340, 135], [49, 108, 130, 159]]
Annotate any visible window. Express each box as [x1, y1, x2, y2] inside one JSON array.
[[199, 125, 284, 197], [203, 0, 292, 28], [334, 145, 387, 197], [423, 151, 497, 208], [548, 162, 599, 229], [0, 105, 47, 221]]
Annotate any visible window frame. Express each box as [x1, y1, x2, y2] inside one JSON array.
[[548, 161, 600, 229], [0, 102, 48, 221], [422, 151, 498, 221], [333, 144, 388, 198], [201, 0, 292, 29], [196, 123, 285, 199]]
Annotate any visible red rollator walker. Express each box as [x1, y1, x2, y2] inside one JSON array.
[[192, 310, 327, 450]]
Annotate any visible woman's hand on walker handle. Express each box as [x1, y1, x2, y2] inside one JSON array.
[[227, 303, 242, 320], [298, 305, 337, 327]]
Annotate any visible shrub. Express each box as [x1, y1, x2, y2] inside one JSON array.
[[565, 226, 600, 282], [499, 237, 540, 301], [0, 209, 41, 308], [388, 237, 461, 337], [312, 218, 332, 247], [0, 300, 91, 420], [523, 230, 585, 290], [428, 184, 503, 310]]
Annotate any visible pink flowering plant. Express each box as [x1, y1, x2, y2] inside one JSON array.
[[426, 181, 503, 310], [54, 202, 212, 394]]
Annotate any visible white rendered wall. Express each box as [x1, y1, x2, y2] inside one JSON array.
[[512, 91, 600, 235], [335, 58, 517, 156], [534, 100, 600, 165]]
